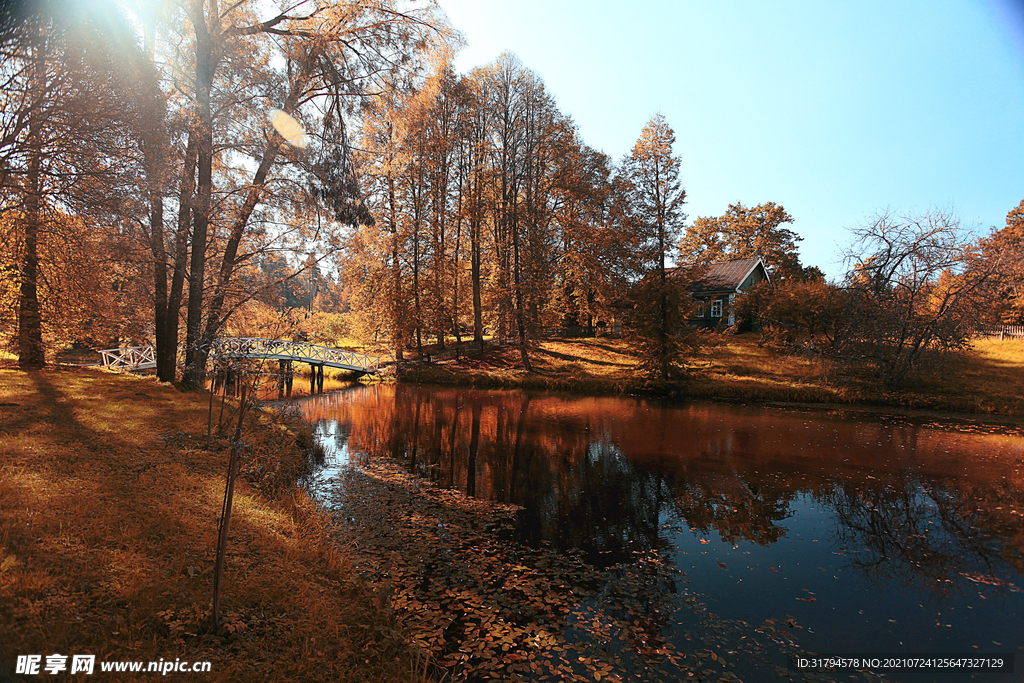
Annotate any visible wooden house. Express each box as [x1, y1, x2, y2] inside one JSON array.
[[672, 256, 770, 328], [609, 256, 770, 334]]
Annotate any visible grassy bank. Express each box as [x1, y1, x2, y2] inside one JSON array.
[[0, 368, 411, 682], [399, 335, 1024, 418]]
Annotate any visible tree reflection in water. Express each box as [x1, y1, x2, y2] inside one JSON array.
[[299, 384, 1024, 592], [295, 385, 1024, 680], [826, 475, 1024, 597]]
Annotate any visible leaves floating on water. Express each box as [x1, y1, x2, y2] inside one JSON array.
[[959, 571, 1022, 592], [320, 456, 833, 682]]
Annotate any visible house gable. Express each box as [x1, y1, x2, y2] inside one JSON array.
[[685, 257, 770, 327], [687, 257, 769, 296]]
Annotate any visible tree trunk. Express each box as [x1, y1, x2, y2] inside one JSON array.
[[471, 220, 483, 345], [512, 208, 531, 371], [18, 141, 44, 369], [386, 166, 404, 360], [161, 135, 197, 382], [139, 10, 175, 383], [656, 159, 669, 380], [149, 193, 169, 377], [17, 30, 45, 369], [184, 0, 217, 388], [201, 136, 281, 348]]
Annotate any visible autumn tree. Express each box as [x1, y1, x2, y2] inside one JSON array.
[[474, 54, 550, 369], [346, 87, 415, 357], [679, 201, 804, 280], [838, 208, 993, 387], [421, 64, 472, 349], [460, 74, 493, 347], [0, 209, 150, 354], [142, 0, 441, 386], [345, 52, 618, 366], [548, 132, 616, 330], [0, 1, 156, 367], [737, 278, 849, 350], [980, 199, 1024, 324], [616, 114, 688, 379]]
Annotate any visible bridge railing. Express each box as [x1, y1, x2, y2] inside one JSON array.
[[99, 338, 380, 373], [99, 346, 157, 371], [210, 338, 380, 372]]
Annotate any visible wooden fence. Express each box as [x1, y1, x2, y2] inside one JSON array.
[[977, 325, 1024, 340]]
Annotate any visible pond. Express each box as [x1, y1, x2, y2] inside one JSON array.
[[294, 384, 1024, 682]]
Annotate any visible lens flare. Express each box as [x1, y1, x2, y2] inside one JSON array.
[[268, 109, 308, 149]]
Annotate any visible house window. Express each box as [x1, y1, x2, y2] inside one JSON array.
[[710, 299, 722, 318], [696, 300, 705, 317], [728, 294, 736, 325]]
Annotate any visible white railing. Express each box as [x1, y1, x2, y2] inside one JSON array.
[[978, 325, 1024, 340], [211, 338, 380, 372], [99, 339, 380, 373], [99, 345, 157, 371]]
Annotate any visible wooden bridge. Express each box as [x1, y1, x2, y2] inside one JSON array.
[[210, 338, 379, 373], [99, 338, 380, 374]]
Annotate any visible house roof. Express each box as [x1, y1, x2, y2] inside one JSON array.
[[676, 257, 768, 294]]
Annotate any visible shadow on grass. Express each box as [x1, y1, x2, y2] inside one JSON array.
[[534, 347, 628, 368], [1, 369, 412, 683]]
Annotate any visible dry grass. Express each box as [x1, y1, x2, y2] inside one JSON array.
[[401, 338, 636, 393], [899, 337, 1024, 415], [401, 334, 1024, 417], [0, 368, 412, 682]]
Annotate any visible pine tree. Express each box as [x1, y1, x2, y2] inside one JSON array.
[[617, 115, 688, 379]]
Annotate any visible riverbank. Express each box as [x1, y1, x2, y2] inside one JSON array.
[[398, 335, 1024, 419], [0, 368, 411, 682]]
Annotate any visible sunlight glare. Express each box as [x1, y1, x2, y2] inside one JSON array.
[[268, 109, 309, 149]]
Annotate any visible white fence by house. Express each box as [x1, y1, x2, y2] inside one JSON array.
[[977, 325, 1024, 340]]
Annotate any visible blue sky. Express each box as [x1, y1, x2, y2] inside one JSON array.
[[437, 0, 1024, 279]]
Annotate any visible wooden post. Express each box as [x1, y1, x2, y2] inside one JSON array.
[[277, 359, 285, 398], [317, 364, 324, 392], [212, 383, 247, 635]]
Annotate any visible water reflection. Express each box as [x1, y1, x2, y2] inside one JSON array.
[[302, 385, 1024, 580], [300, 384, 1024, 678], [826, 475, 1024, 596]]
